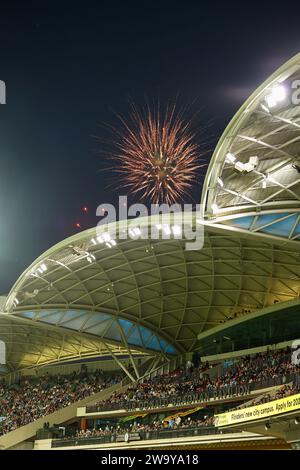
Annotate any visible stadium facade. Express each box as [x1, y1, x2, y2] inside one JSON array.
[[1, 53, 300, 450]]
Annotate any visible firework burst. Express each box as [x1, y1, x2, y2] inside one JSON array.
[[105, 101, 205, 204]]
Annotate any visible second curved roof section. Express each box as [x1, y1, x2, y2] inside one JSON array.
[[202, 52, 300, 218]]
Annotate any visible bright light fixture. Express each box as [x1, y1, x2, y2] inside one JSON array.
[[102, 232, 111, 242], [235, 156, 258, 173], [162, 224, 171, 235], [265, 94, 277, 108], [225, 153, 236, 163], [87, 254, 96, 263], [129, 227, 141, 237], [172, 225, 181, 235], [234, 161, 245, 172], [272, 85, 286, 102], [265, 85, 286, 109]]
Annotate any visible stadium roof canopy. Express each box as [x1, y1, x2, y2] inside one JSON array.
[[2, 53, 300, 373], [0, 311, 150, 372], [202, 52, 300, 219], [3, 213, 300, 363]]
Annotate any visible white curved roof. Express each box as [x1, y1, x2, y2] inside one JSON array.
[[202, 52, 300, 217], [4, 214, 300, 358]]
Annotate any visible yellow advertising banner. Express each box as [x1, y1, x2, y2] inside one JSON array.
[[214, 393, 300, 427]]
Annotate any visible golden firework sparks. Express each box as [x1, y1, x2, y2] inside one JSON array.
[[105, 101, 205, 204]]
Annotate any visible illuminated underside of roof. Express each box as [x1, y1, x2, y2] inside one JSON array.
[[4, 214, 300, 357], [202, 52, 300, 217], [0, 311, 149, 372]]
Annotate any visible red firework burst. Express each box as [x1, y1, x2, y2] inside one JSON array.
[[107, 102, 204, 204]]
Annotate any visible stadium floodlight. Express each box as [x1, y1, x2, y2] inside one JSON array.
[[234, 161, 245, 172], [235, 156, 258, 173], [86, 253, 96, 263], [244, 156, 259, 172], [272, 85, 286, 102], [110, 239, 117, 246], [97, 235, 104, 243], [162, 224, 171, 235], [265, 85, 286, 109], [105, 242, 112, 248], [91, 238, 97, 245], [102, 232, 111, 242], [249, 156, 259, 167], [265, 94, 277, 109], [129, 227, 141, 238], [172, 225, 181, 235], [295, 417, 300, 425], [40, 263, 47, 272], [225, 152, 236, 164]]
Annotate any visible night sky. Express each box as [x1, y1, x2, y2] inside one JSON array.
[[0, 1, 300, 293]]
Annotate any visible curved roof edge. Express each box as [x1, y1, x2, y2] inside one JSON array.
[[201, 52, 300, 218]]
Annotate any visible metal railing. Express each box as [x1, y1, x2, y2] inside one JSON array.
[[51, 425, 235, 448]]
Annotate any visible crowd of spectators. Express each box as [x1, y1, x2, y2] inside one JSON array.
[[92, 362, 214, 410], [1, 347, 300, 438], [66, 374, 299, 443], [72, 415, 213, 441], [93, 347, 300, 411], [219, 347, 299, 387], [0, 369, 122, 436], [242, 384, 298, 408]]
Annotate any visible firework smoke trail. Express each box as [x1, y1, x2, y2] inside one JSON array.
[[105, 101, 205, 204]]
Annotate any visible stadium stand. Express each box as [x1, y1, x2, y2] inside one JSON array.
[[87, 347, 300, 413], [0, 369, 122, 435]]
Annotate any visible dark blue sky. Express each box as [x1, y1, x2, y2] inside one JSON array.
[[0, 1, 300, 292]]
